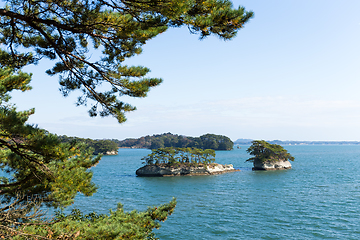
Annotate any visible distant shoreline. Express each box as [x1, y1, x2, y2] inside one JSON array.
[[118, 147, 147, 149], [235, 140, 360, 145]]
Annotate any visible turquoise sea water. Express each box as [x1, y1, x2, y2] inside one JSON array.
[[68, 145, 360, 239]]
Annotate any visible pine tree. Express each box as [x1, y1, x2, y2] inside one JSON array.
[[0, 0, 253, 238], [0, 0, 253, 123], [141, 147, 216, 166], [246, 140, 295, 163]]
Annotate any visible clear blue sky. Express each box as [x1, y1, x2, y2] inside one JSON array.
[[10, 0, 360, 141]]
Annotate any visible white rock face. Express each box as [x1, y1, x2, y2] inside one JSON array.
[[136, 163, 239, 177], [105, 150, 118, 155], [207, 164, 234, 174], [253, 160, 292, 171]]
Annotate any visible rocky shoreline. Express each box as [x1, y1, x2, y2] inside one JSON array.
[[136, 163, 239, 177], [252, 159, 292, 171], [105, 150, 118, 155]]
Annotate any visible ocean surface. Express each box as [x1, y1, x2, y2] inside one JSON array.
[[67, 145, 360, 239]]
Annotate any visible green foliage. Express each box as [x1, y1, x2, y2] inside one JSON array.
[[0, 70, 101, 209], [119, 132, 234, 150], [0, 0, 253, 238], [0, 68, 175, 239], [246, 140, 295, 163], [59, 136, 118, 155], [198, 133, 233, 150], [11, 198, 177, 240], [0, 68, 102, 238], [0, 68, 31, 105], [0, 0, 253, 123], [142, 147, 216, 166]]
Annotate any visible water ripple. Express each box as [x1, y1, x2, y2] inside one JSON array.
[[66, 146, 360, 239]]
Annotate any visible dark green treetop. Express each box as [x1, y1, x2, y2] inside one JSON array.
[[118, 132, 234, 150], [197, 133, 233, 150], [142, 147, 216, 166], [59, 136, 119, 155], [0, 68, 101, 209], [246, 140, 295, 163], [7, 198, 177, 239]]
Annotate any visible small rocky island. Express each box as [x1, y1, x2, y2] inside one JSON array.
[[136, 163, 238, 177], [246, 140, 294, 171], [136, 147, 239, 177], [252, 159, 292, 170]]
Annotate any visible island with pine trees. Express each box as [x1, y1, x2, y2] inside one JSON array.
[[136, 147, 239, 177], [246, 140, 294, 170], [57, 133, 234, 156], [58, 135, 119, 155], [117, 133, 234, 150]]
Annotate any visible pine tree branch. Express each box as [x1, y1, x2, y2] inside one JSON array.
[[0, 225, 52, 240], [0, 8, 110, 39], [0, 175, 33, 188], [0, 139, 54, 179], [21, 17, 117, 117]]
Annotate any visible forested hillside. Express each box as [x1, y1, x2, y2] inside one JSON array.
[[58, 133, 234, 155], [59, 136, 119, 155], [116, 133, 234, 150]]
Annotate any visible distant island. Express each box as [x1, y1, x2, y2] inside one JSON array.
[[136, 147, 239, 177], [58, 133, 234, 156], [246, 140, 294, 171], [59, 136, 119, 155], [57, 134, 357, 157], [235, 139, 360, 145], [116, 133, 234, 150]]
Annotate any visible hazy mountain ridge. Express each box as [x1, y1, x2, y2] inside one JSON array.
[[234, 139, 360, 145]]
